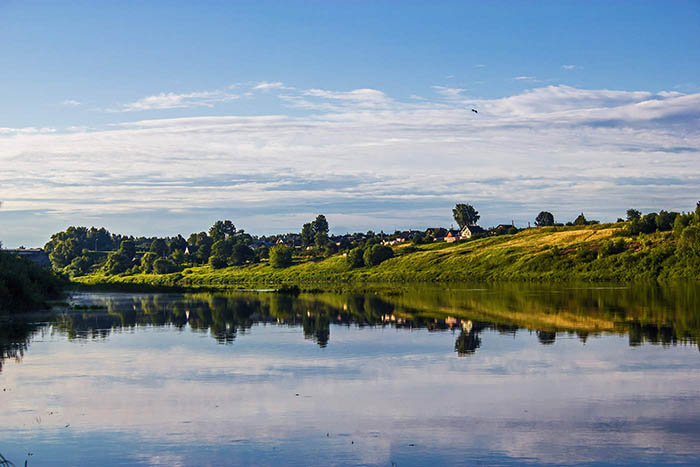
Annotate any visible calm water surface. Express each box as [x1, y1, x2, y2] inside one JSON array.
[[1, 283, 700, 466]]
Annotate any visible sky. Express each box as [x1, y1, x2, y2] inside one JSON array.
[[1, 0, 699, 247]]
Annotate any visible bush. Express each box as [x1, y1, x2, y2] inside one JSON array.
[[346, 247, 365, 268], [103, 252, 131, 275], [230, 243, 254, 266], [598, 238, 626, 258], [678, 225, 700, 257], [363, 245, 394, 266], [208, 255, 228, 269], [153, 258, 175, 274], [269, 245, 293, 268]]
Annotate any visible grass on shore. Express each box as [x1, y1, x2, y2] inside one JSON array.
[[72, 223, 700, 290]]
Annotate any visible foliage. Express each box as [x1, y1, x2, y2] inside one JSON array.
[[269, 245, 293, 268], [626, 209, 641, 222], [209, 220, 236, 243], [535, 211, 554, 227], [153, 258, 176, 274], [0, 250, 65, 312], [598, 238, 626, 258], [452, 203, 480, 229], [346, 247, 365, 268], [573, 213, 588, 226], [209, 254, 227, 269], [140, 252, 160, 273], [230, 243, 254, 266], [149, 238, 168, 258], [363, 244, 394, 266]]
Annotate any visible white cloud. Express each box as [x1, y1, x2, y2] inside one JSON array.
[[117, 89, 239, 112], [253, 81, 292, 91], [61, 99, 81, 106], [562, 64, 582, 70], [432, 85, 465, 99], [1, 84, 699, 245]]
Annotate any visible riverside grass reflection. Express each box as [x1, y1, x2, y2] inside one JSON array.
[[3, 282, 698, 373]]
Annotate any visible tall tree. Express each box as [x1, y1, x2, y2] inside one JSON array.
[[626, 209, 642, 222], [209, 220, 236, 243], [149, 239, 168, 258], [312, 215, 329, 236], [452, 204, 480, 229], [301, 222, 314, 247], [534, 211, 554, 227]]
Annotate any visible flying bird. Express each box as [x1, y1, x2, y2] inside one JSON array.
[[471, 108, 478, 113]]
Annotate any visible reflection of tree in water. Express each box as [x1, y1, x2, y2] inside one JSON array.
[[537, 331, 556, 345], [10, 282, 700, 364], [455, 329, 481, 356], [0, 319, 43, 373]]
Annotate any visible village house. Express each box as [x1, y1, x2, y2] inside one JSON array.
[[459, 225, 485, 239]]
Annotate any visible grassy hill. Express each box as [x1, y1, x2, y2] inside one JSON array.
[[72, 222, 700, 290]]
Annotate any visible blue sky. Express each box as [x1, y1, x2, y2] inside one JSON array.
[[1, 1, 699, 247]]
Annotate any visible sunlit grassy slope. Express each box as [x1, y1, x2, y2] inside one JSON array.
[[73, 223, 699, 289]]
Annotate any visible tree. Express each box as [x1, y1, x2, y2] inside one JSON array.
[[153, 258, 175, 274], [211, 240, 232, 259], [301, 223, 314, 247], [140, 252, 159, 273], [119, 240, 136, 259], [346, 247, 365, 268], [314, 231, 329, 249], [209, 220, 236, 243], [103, 251, 131, 275], [452, 204, 480, 229], [230, 243, 254, 266], [534, 211, 554, 227], [149, 238, 168, 258], [626, 209, 642, 222], [269, 245, 293, 268], [312, 215, 329, 236], [656, 210, 678, 232], [363, 244, 394, 266], [208, 254, 227, 269], [573, 213, 588, 226]]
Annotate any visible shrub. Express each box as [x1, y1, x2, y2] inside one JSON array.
[[346, 247, 365, 268], [598, 238, 626, 258], [153, 258, 175, 274], [269, 245, 293, 268], [209, 255, 228, 269], [363, 245, 394, 266]]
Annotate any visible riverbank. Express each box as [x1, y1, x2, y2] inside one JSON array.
[[71, 223, 700, 291], [0, 250, 65, 313]]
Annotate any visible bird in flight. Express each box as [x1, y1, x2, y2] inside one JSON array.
[[471, 108, 478, 113]]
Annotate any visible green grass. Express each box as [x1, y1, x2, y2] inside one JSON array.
[[72, 223, 700, 290]]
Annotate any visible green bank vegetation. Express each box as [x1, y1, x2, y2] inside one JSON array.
[[40, 202, 700, 290], [0, 248, 65, 313]]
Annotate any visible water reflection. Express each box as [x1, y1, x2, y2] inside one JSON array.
[[2, 282, 700, 372], [1, 283, 700, 466]]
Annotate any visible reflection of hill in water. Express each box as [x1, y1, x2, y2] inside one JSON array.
[[2, 283, 699, 371]]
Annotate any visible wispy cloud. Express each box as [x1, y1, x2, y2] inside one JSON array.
[[117, 89, 239, 112], [253, 81, 292, 91], [1, 84, 699, 246], [562, 64, 582, 70], [62, 99, 81, 107], [432, 85, 465, 99]]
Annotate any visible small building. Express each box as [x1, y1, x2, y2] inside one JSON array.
[[444, 230, 462, 243], [3, 248, 52, 268], [460, 225, 485, 239]]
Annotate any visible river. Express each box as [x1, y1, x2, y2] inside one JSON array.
[[1, 283, 699, 466]]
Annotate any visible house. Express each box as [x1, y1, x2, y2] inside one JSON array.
[[4, 248, 52, 268], [460, 225, 485, 239], [444, 229, 462, 243]]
